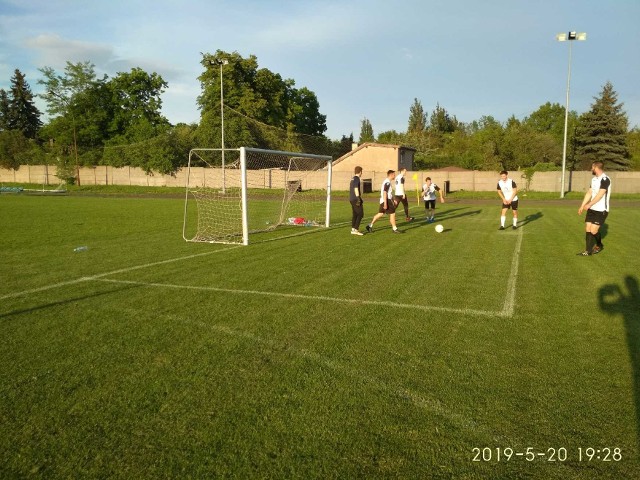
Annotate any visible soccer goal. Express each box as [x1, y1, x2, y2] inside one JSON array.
[[183, 147, 333, 245]]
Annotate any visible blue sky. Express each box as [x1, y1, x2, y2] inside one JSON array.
[[1, 0, 639, 139]]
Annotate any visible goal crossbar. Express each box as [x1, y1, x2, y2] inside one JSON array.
[[183, 147, 333, 246]]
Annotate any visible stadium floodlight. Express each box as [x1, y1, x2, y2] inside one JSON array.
[[208, 58, 229, 192], [556, 31, 587, 198]]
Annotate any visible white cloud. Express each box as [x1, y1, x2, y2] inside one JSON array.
[[24, 34, 114, 68]]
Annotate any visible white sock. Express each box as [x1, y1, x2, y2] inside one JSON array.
[[500, 216, 506, 227], [513, 218, 517, 226]]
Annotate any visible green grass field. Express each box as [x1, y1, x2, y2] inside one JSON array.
[[1, 192, 639, 479]]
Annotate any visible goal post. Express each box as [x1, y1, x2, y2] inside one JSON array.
[[183, 147, 332, 245]]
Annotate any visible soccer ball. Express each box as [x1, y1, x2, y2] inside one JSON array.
[[435, 224, 444, 233]]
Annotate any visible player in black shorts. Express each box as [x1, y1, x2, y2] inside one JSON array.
[[366, 170, 403, 234], [578, 161, 611, 255]]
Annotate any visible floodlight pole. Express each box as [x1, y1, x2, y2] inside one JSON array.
[[210, 58, 229, 193], [556, 31, 586, 198]]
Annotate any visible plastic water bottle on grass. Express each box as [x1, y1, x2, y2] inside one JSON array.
[[73, 246, 88, 252]]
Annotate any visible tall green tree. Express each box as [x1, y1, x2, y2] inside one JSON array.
[[0, 89, 10, 131], [107, 68, 169, 140], [6, 69, 42, 138], [407, 98, 426, 134], [196, 50, 327, 151], [359, 117, 374, 143], [628, 127, 640, 171], [575, 82, 630, 171], [429, 103, 457, 134], [38, 61, 109, 176]]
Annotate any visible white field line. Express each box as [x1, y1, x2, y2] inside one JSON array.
[[97, 278, 498, 317], [160, 314, 517, 445], [2, 225, 523, 319], [0, 246, 241, 301], [500, 226, 524, 318]]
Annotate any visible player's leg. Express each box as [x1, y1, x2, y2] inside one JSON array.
[[500, 206, 508, 229], [590, 211, 606, 253], [367, 204, 385, 232], [402, 197, 413, 221], [429, 200, 436, 222], [511, 201, 518, 229], [579, 209, 598, 255], [352, 201, 364, 234]]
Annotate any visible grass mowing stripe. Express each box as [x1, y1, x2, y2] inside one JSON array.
[[172, 315, 520, 446], [96, 277, 500, 317], [501, 225, 524, 317], [0, 245, 241, 301]]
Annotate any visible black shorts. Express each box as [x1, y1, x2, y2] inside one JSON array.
[[395, 195, 408, 205], [502, 200, 518, 211], [424, 199, 436, 209], [585, 209, 608, 225], [379, 201, 396, 214]]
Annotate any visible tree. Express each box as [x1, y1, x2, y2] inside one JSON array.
[[106, 67, 169, 140], [627, 127, 640, 171], [359, 118, 374, 143], [407, 98, 426, 134], [6, 69, 42, 138], [38, 61, 108, 182], [429, 102, 457, 134], [0, 89, 9, 131], [196, 50, 327, 151], [575, 82, 630, 171], [377, 129, 405, 145]]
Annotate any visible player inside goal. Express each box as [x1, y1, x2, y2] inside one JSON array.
[[183, 147, 332, 245]]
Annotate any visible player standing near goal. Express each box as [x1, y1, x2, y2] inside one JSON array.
[[577, 161, 611, 256], [349, 166, 364, 235], [366, 170, 403, 234], [497, 170, 518, 230], [394, 167, 414, 222], [422, 176, 445, 223]]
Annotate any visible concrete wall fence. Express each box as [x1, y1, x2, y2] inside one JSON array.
[[2, 165, 640, 194]]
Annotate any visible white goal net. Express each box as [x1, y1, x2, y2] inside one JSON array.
[[183, 147, 332, 245]]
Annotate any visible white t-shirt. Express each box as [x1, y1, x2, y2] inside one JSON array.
[[380, 178, 393, 204], [422, 183, 440, 201], [497, 178, 518, 202], [394, 172, 406, 196], [590, 173, 611, 212]]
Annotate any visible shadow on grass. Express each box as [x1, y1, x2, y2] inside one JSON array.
[[400, 207, 483, 232], [0, 283, 143, 321], [598, 275, 640, 450], [517, 211, 543, 227]]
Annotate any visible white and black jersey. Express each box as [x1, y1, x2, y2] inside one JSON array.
[[394, 172, 406, 196], [380, 178, 393, 204], [422, 183, 440, 201], [590, 173, 611, 212], [497, 178, 518, 202]]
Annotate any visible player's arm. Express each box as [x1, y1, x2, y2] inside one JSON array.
[[354, 179, 361, 203], [497, 184, 506, 203], [581, 188, 607, 214], [578, 189, 592, 214], [435, 185, 444, 203], [383, 184, 389, 209]]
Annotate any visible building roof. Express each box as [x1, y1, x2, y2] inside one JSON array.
[[333, 142, 416, 166]]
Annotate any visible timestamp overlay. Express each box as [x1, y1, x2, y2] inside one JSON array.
[[466, 444, 640, 479], [471, 447, 623, 463]]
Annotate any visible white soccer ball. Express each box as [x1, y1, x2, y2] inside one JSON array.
[[435, 224, 444, 233]]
